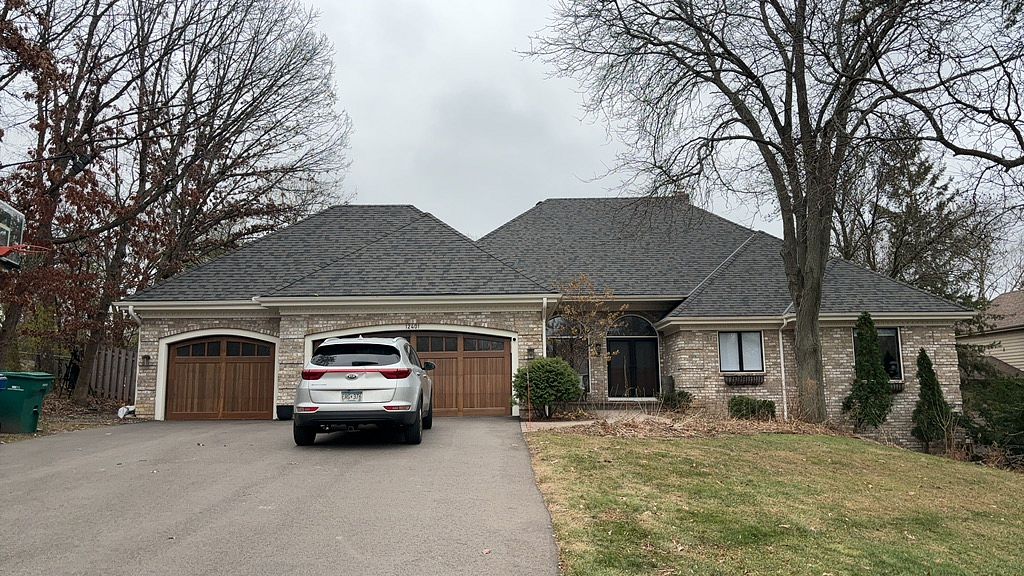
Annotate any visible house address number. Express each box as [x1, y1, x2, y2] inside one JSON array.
[[405, 321, 419, 330]]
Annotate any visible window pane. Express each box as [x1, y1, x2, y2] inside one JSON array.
[[241, 342, 256, 356], [176, 345, 190, 357], [877, 329, 902, 380], [608, 316, 656, 337], [430, 336, 442, 352], [191, 343, 206, 356], [464, 338, 477, 352], [310, 343, 401, 367], [719, 332, 740, 371], [206, 341, 221, 357], [741, 332, 763, 371], [256, 344, 270, 357], [227, 341, 241, 356], [415, 337, 428, 352], [445, 337, 458, 351]]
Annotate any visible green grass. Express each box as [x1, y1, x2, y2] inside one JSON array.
[[528, 432, 1024, 576]]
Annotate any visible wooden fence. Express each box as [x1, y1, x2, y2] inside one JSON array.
[[86, 346, 137, 403], [19, 345, 137, 403]]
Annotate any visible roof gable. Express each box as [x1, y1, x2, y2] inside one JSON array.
[[985, 291, 1024, 331]]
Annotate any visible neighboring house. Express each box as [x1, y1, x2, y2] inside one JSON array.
[[116, 197, 973, 445], [957, 290, 1024, 372]]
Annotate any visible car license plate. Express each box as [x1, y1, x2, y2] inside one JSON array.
[[341, 390, 361, 402]]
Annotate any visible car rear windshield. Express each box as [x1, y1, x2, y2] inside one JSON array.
[[310, 343, 401, 367]]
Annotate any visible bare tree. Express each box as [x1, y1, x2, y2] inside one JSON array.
[[0, 0, 349, 398], [533, 0, 1024, 422], [832, 120, 1019, 304]]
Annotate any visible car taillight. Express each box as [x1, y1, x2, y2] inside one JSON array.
[[296, 406, 319, 413], [301, 369, 326, 380], [383, 404, 412, 411], [378, 368, 412, 379]]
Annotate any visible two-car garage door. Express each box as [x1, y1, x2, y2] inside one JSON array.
[[166, 330, 512, 420]]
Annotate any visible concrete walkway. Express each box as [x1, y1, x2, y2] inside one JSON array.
[[0, 418, 559, 576]]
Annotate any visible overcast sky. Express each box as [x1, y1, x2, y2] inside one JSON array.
[[313, 0, 781, 239]]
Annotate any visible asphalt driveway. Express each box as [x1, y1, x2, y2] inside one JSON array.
[[0, 418, 559, 576]]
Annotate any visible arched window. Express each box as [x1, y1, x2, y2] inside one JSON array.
[[605, 315, 660, 398], [545, 316, 589, 394], [606, 315, 657, 337]]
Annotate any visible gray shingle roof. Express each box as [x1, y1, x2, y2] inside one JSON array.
[[667, 232, 970, 318], [477, 197, 756, 296], [127, 205, 548, 302], [267, 212, 550, 297]]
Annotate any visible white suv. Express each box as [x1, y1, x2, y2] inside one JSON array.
[[292, 337, 434, 445]]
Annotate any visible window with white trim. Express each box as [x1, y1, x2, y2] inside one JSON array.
[[718, 331, 764, 372], [854, 327, 903, 381]]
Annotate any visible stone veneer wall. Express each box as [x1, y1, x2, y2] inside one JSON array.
[[134, 306, 544, 419], [660, 322, 961, 447]]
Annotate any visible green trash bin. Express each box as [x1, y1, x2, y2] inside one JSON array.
[[0, 372, 54, 434]]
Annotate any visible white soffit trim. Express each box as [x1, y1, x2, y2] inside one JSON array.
[[656, 310, 977, 329], [254, 294, 562, 307], [113, 300, 263, 311]]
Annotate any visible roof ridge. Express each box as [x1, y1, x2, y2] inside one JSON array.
[[826, 257, 972, 313], [422, 212, 553, 292], [264, 212, 431, 296], [126, 204, 351, 300], [674, 232, 758, 312]]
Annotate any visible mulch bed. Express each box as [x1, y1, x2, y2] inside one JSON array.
[[538, 411, 842, 440], [0, 395, 135, 444]]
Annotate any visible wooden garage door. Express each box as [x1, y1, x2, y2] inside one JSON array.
[[310, 331, 512, 417], [166, 337, 275, 420]]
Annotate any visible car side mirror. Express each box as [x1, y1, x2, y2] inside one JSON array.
[[422, 361, 436, 371]]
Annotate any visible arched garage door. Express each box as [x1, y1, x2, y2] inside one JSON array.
[[312, 331, 512, 417], [166, 336, 275, 420]]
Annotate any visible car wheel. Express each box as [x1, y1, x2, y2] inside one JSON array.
[[423, 391, 434, 430], [404, 398, 423, 445], [293, 423, 317, 446]]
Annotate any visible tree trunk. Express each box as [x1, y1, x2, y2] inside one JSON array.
[[793, 296, 827, 422], [72, 232, 130, 403], [0, 301, 24, 369]]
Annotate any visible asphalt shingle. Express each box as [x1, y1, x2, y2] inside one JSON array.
[[477, 197, 756, 296]]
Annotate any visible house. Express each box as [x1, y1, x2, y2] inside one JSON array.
[[116, 197, 973, 445], [957, 290, 1024, 372]]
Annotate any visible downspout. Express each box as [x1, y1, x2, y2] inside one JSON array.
[[778, 313, 793, 421], [127, 305, 143, 327], [128, 306, 143, 409], [541, 297, 548, 357]]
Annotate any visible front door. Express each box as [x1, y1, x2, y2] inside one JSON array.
[[607, 338, 659, 398]]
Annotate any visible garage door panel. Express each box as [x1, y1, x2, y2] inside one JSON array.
[[167, 362, 222, 419], [222, 361, 275, 417], [462, 356, 509, 413], [420, 355, 459, 417], [166, 337, 274, 420]]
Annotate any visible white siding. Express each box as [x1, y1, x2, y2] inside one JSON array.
[[960, 329, 1024, 371]]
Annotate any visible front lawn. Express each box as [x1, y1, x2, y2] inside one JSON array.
[[528, 431, 1024, 575]]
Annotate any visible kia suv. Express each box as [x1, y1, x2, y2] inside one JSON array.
[[292, 337, 434, 445]]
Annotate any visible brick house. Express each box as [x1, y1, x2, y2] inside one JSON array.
[[116, 197, 973, 445]]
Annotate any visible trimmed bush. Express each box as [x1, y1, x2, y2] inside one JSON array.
[[513, 357, 581, 418], [842, 311, 894, 429], [660, 389, 693, 412], [728, 395, 776, 420], [911, 348, 954, 451]]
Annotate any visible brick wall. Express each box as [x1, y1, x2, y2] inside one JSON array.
[[660, 322, 961, 447]]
